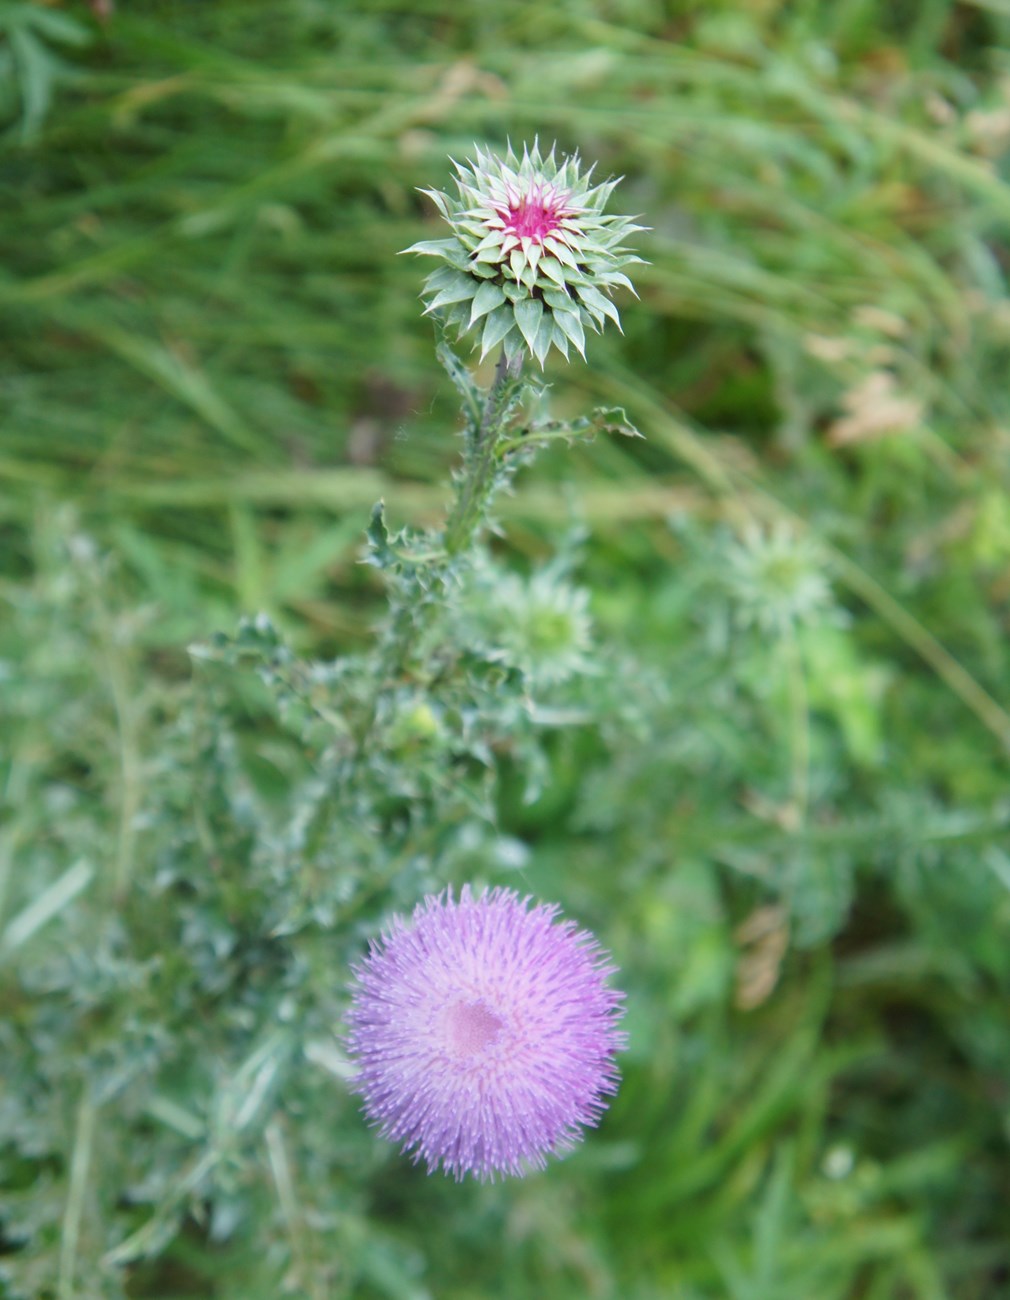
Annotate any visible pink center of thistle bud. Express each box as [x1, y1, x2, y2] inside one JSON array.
[[493, 180, 574, 245], [445, 1000, 504, 1056], [505, 199, 562, 243]]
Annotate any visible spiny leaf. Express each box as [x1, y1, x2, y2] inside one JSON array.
[[480, 304, 516, 359], [468, 280, 506, 326], [513, 297, 544, 352], [552, 306, 585, 356], [435, 337, 483, 428]]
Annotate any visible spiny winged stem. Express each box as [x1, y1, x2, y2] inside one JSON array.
[[352, 350, 523, 754], [442, 349, 524, 557]]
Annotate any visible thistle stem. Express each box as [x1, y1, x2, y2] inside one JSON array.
[[352, 351, 523, 754], [783, 621, 810, 829], [443, 350, 523, 556]]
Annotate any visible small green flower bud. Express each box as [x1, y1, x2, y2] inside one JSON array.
[[388, 699, 443, 751]]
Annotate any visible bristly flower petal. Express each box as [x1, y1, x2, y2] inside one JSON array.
[[403, 141, 645, 368], [345, 886, 626, 1181]]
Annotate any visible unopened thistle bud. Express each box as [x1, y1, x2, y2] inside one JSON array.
[[403, 141, 645, 367]]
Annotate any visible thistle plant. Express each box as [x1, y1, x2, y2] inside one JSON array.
[[337, 143, 642, 1173], [190, 146, 642, 1189], [0, 143, 643, 1300]]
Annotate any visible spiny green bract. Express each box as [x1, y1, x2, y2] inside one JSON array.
[[461, 559, 595, 688], [403, 141, 645, 367]]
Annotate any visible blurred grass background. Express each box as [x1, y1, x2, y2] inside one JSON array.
[[3, 1, 1010, 1297]]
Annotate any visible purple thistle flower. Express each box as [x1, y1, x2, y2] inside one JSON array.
[[345, 886, 626, 1181]]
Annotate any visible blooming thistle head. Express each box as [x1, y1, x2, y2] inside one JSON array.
[[345, 886, 626, 1181], [403, 141, 645, 367]]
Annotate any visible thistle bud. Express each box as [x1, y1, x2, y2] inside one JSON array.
[[403, 141, 645, 367]]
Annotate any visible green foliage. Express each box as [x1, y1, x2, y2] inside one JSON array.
[[3, 1, 1010, 1297], [0, 2, 89, 142]]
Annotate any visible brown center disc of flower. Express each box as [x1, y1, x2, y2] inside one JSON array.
[[446, 1000, 504, 1056]]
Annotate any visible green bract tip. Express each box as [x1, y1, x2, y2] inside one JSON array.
[[402, 141, 646, 368]]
